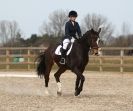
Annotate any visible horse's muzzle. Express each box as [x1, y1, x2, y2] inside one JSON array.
[[91, 48, 101, 56]]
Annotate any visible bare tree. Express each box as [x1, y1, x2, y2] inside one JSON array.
[[82, 13, 113, 42], [0, 20, 21, 46], [40, 22, 53, 36], [0, 20, 9, 45], [121, 22, 130, 36], [40, 10, 68, 37], [8, 21, 21, 46]]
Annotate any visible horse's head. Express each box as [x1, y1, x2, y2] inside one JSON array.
[[83, 28, 101, 55]]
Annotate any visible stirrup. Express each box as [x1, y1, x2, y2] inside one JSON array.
[[59, 58, 66, 65]]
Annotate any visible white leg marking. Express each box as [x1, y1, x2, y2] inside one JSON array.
[[57, 82, 62, 92], [45, 87, 49, 95]]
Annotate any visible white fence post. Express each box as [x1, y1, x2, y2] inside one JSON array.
[[27, 49, 30, 70], [6, 49, 10, 70], [120, 49, 124, 73], [99, 50, 103, 72]]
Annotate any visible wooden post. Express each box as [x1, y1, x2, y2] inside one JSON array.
[[27, 49, 30, 70], [6, 49, 10, 70], [120, 49, 124, 73], [99, 49, 103, 72]]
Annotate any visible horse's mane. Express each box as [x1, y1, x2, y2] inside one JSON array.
[[76, 30, 91, 44], [83, 30, 91, 37], [71, 30, 92, 54]]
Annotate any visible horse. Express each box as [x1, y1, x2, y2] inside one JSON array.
[[36, 28, 101, 96]]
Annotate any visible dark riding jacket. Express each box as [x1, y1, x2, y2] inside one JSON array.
[[64, 20, 82, 39]]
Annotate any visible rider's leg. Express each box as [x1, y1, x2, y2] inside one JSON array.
[[59, 39, 70, 64]]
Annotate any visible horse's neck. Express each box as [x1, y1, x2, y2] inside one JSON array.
[[73, 38, 90, 59], [78, 36, 90, 52]]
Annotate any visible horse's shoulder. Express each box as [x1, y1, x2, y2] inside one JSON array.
[[71, 41, 82, 54]]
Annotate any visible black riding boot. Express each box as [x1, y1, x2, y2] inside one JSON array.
[[59, 48, 67, 65]]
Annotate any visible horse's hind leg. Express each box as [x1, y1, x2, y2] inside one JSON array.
[[54, 67, 66, 96], [44, 58, 54, 95]]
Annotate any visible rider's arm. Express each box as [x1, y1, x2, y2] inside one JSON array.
[[76, 22, 82, 38], [65, 22, 70, 36]]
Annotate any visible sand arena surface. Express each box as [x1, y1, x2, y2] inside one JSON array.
[[0, 71, 133, 111]]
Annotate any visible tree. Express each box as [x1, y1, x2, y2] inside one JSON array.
[[0, 20, 21, 46], [121, 22, 130, 36], [82, 13, 113, 43], [0, 20, 9, 45], [40, 10, 68, 37]]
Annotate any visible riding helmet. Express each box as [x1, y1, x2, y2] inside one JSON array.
[[68, 10, 78, 17]]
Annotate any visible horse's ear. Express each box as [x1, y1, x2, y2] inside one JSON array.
[[91, 28, 94, 32], [98, 28, 101, 34]]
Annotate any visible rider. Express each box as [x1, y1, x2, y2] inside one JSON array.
[[59, 10, 82, 64]]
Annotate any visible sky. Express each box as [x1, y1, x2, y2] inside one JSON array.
[[0, 0, 133, 38]]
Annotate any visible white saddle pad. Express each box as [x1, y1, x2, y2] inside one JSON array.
[[55, 38, 75, 55]]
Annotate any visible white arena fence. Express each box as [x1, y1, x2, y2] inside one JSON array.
[[0, 47, 133, 73]]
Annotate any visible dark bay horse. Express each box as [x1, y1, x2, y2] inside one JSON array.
[[36, 28, 101, 96]]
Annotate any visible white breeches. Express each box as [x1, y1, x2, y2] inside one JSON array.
[[62, 39, 70, 50], [57, 82, 62, 92]]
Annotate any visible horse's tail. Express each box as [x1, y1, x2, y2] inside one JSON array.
[[35, 52, 46, 78]]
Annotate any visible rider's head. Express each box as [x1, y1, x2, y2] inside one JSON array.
[[68, 10, 78, 21]]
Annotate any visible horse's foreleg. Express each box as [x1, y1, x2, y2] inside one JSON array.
[[78, 75, 85, 92], [75, 76, 80, 91], [74, 74, 85, 96], [73, 68, 85, 96], [54, 67, 66, 96]]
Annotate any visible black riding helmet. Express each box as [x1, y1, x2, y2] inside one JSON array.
[[68, 10, 78, 17]]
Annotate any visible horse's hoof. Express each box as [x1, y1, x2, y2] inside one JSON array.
[[74, 90, 80, 96], [57, 91, 62, 96], [45, 89, 50, 96]]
